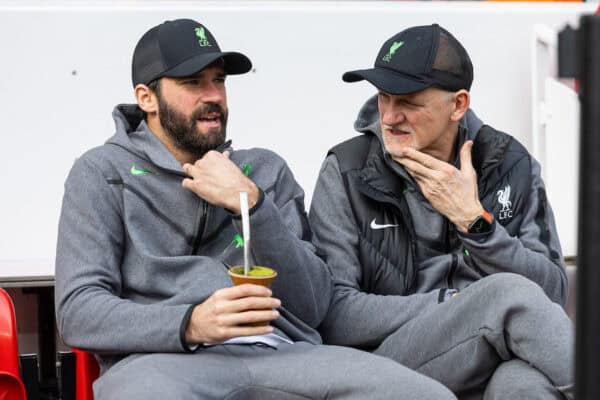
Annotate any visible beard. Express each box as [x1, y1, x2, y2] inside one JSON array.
[[158, 96, 228, 160]]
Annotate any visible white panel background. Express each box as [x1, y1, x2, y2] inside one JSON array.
[[0, 1, 594, 278]]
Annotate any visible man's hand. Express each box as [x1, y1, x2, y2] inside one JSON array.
[[185, 284, 281, 345], [392, 141, 484, 233], [182, 151, 259, 214]]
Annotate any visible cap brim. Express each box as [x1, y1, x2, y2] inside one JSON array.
[[342, 68, 432, 95], [161, 51, 252, 79]]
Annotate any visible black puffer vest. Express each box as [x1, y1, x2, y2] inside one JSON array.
[[329, 125, 532, 295]]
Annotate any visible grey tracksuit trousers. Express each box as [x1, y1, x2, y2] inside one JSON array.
[[93, 342, 456, 399], [373, 273, 574, 400]]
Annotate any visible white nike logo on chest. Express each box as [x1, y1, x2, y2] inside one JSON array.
[[370, 219, 399, 230]]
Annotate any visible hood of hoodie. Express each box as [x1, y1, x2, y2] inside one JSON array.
[[352, 95, 484, 180], [105, 104, 192, 175]]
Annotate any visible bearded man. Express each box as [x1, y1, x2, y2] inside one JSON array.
[[54, 19, 455, 400]]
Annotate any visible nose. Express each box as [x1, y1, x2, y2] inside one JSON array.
[[381, 106, 405, 127], [200, 81, 225, 104]]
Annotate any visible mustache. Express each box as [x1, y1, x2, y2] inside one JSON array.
[[191, 103, 226, 123], [383, 124, 412, 134]]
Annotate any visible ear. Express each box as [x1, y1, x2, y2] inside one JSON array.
[[450, 89, 470, 122], [134, 83, 158, 115]]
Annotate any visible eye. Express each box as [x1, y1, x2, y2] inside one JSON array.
[[402, 99, 422, 107], [182, 79, 200, 86]]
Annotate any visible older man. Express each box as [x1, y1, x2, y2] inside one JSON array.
[[310, 24, 574, 399], [55, 19, 455, 399]]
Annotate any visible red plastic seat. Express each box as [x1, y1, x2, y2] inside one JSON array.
[[0, 288, 27, 400], [73, 348, 100, 400]]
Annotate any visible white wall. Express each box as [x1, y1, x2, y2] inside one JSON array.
[[0, 1, 594, 278]]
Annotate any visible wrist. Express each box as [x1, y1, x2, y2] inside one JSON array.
[[465, 209, 494, 234], [246, 182, 260, 209], [228, 180, 259, 214], [455, 205, 485, 233], [181, 304, 200, 351]]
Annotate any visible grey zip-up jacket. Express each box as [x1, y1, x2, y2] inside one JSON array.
[[55, 104, 331, 371], [309, 96, 567, 348]]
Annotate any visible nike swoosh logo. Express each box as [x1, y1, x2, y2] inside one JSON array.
[[370, 218, 399, 230], [130, 165, 155, 175]]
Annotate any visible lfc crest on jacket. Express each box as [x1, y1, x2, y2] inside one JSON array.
[[497, 185, 513, 221]]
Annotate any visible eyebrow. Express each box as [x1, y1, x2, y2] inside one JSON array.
[[379, 91, 421, 102]]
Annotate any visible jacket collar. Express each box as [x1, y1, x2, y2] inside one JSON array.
[[106, 104, 186, 174]]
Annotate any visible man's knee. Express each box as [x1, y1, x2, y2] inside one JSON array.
[[93, 352, 238, 400], [378, 370, 456, 400], [463, 273, 570, 337], [95, 379, 183, 400], [478, 273, 551, 308], [374, 359, 456, 400], [484, 360, 561, 400], [335, 347, 457, 400], [225, 387, 315, 400]]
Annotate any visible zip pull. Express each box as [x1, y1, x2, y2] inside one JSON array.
[[215, 140, 232, 153]]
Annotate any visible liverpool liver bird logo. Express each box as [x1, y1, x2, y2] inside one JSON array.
[[195, 27, 211, 47], [497, 185, 513, 220]]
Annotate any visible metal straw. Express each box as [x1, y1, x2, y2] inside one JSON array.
[[239, 192, 251, 276]]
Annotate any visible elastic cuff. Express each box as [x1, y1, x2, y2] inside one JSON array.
[[232, 189, 265, 219], [179, 303, 200, 353]]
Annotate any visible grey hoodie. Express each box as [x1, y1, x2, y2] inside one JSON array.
[[55, 104, 331, 372], [309, 96, 567, 347]]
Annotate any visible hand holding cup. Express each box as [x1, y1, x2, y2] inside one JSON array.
[[184, 280, 280, 345]]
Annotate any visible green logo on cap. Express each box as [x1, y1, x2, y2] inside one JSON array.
[[195, 27, 212, 47], [383, 41, 404, 62]]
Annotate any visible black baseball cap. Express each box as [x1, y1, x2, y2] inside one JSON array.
[[343, 24, 473, 95], [132, 19, 252, 87]]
